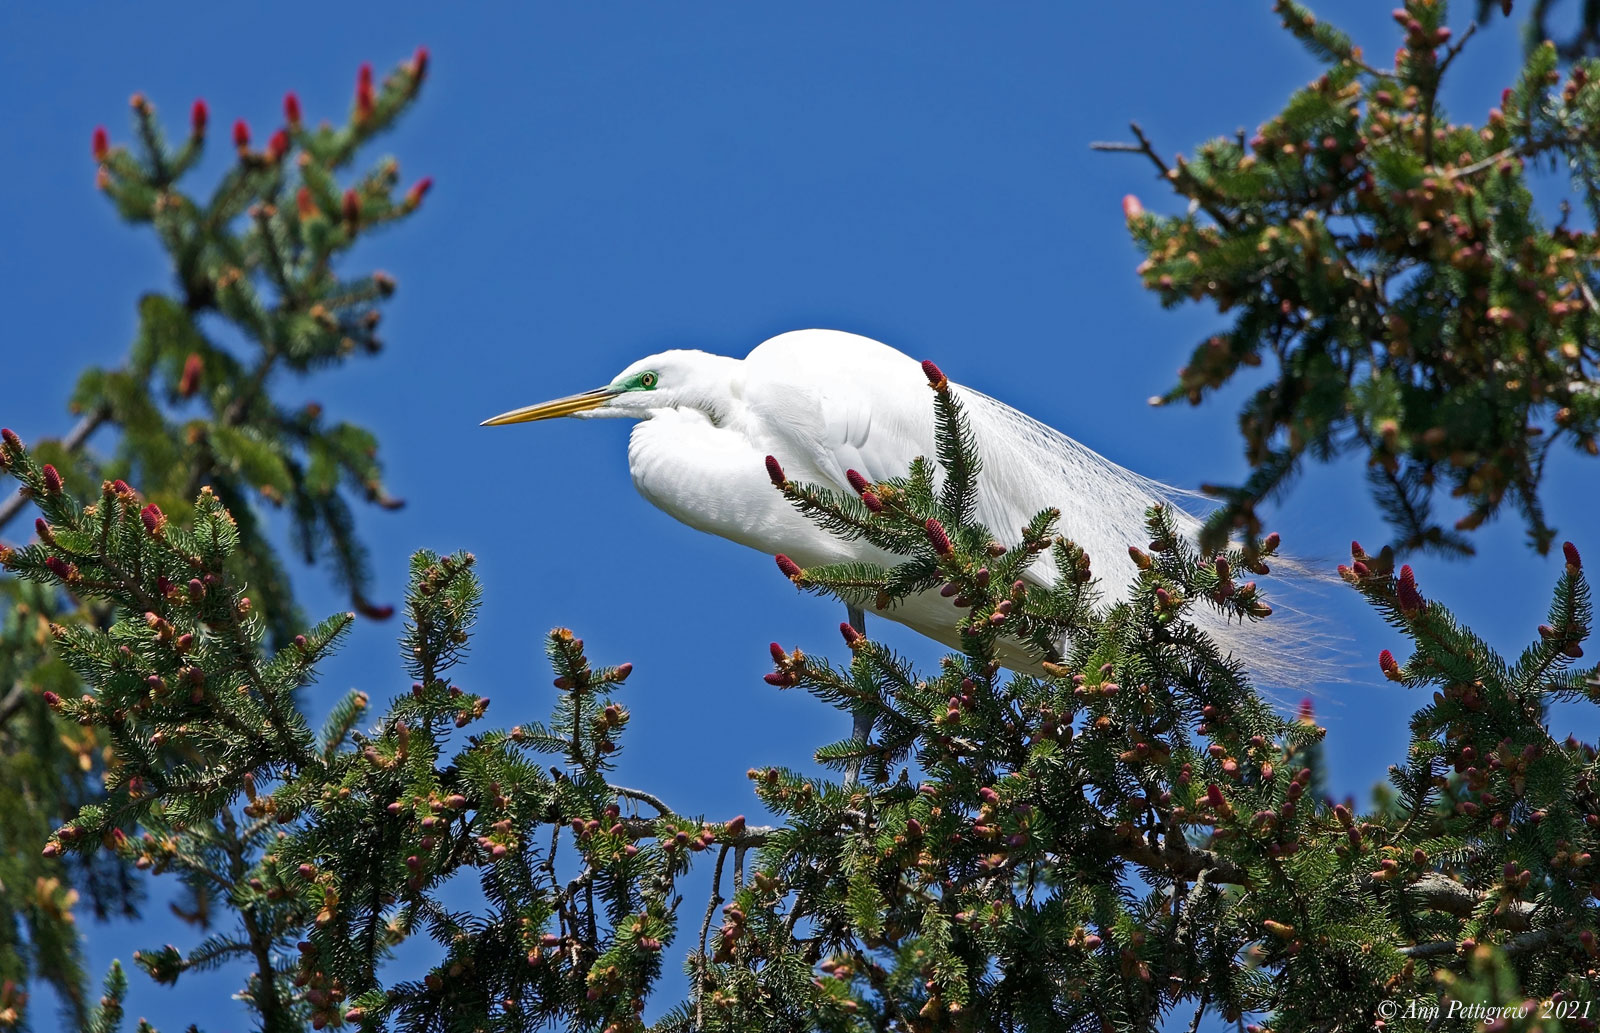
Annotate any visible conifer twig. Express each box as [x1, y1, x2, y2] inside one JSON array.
[[0, 406, 108, 535]]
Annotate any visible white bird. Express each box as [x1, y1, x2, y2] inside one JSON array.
[[483, 329, 1310, 682]]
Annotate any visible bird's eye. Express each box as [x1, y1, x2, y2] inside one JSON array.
[[640, 372, 658, 389]]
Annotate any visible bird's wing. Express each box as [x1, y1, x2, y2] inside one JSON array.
[[741, 331, 933, 492]]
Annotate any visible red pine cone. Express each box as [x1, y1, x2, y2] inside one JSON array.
[[1564, 541, 1582, 572], [233, 119, 250, 150], [860, 490, 884, 513], [1378, 649, 1402, 681], [284, 91, 302, 126], [342, 189, 361, 225], [839, 622, 864, 648], [1396, 564, 1423, 614], [140, 503, 166, 535], [921, 359, 948, 390], [296, 187, 316, 220], [775, 554, 801, 580], [764, 455, 785, 487], [267, 129, 290, 163], [412, 46, 430, 82], [924, 518, 952, 556], [405, 176, 433, 209], [41, 464, 62, 494], [190, 99, 208, 136], [92, 126, 109, 162], [846, 469, 870, 495], [1121, 194, 1143, 219], [179, 352, 203, 397], [356, 63, 375, 121]]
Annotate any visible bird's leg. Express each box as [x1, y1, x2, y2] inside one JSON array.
[[844, 604, 872, 786]]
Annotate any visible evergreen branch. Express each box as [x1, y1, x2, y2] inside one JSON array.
[[0, 405, 109, 534]]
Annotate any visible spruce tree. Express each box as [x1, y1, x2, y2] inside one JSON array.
[[1106, 0, 1600, 558], [0, 49, 431, 1028], [5, 3, 1600, 1032]]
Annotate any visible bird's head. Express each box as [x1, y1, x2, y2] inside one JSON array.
[[480, 349, 734, 427]]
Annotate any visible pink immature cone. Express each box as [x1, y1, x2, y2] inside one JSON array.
[[775, 554, 802, 581], [924, 518, 952, 556], [1396, 564, 1423, 614], [1564, 541, 1582, 573], [356, 63, 375, 120], [839, 622, 864, 649], [764, 455, 785, 487], [846, 469, 870, 495], [1121, 194, 1143, 219], [190, 99, 208, 136], [405, 177, 433, 209], [921, 359, 948, 391], [1378, 649, 1402, 682]]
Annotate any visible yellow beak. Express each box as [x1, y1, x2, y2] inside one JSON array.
[[480, 388, 617, 426]]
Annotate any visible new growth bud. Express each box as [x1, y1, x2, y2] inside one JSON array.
[[284, 91, 302, 126], [1565, 541, 1583, 573], [921, 359, 949, 391], [233, 119, 250, 151], [924, 518, 953, 556], [839, 622, 864, 649], [1378, 649, 1402, 682], [775, 554, 802, 581], [190, 99, 208, 136], [92, 126, 109, 162], [764, 455, 786, 487]]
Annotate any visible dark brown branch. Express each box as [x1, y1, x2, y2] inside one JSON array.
[[0, 682, 30, 729], [1090, 121, 1238, 232]]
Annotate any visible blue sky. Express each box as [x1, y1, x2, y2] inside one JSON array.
[[3, 2, 1596, 1029]]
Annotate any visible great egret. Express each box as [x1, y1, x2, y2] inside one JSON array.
[[482, 329, 1310, 686]]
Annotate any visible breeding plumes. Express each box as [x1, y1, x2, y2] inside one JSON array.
[[483, 329, 1314, 682]]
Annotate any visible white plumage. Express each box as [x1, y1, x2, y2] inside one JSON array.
[[485, 329, 1310, 680]]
